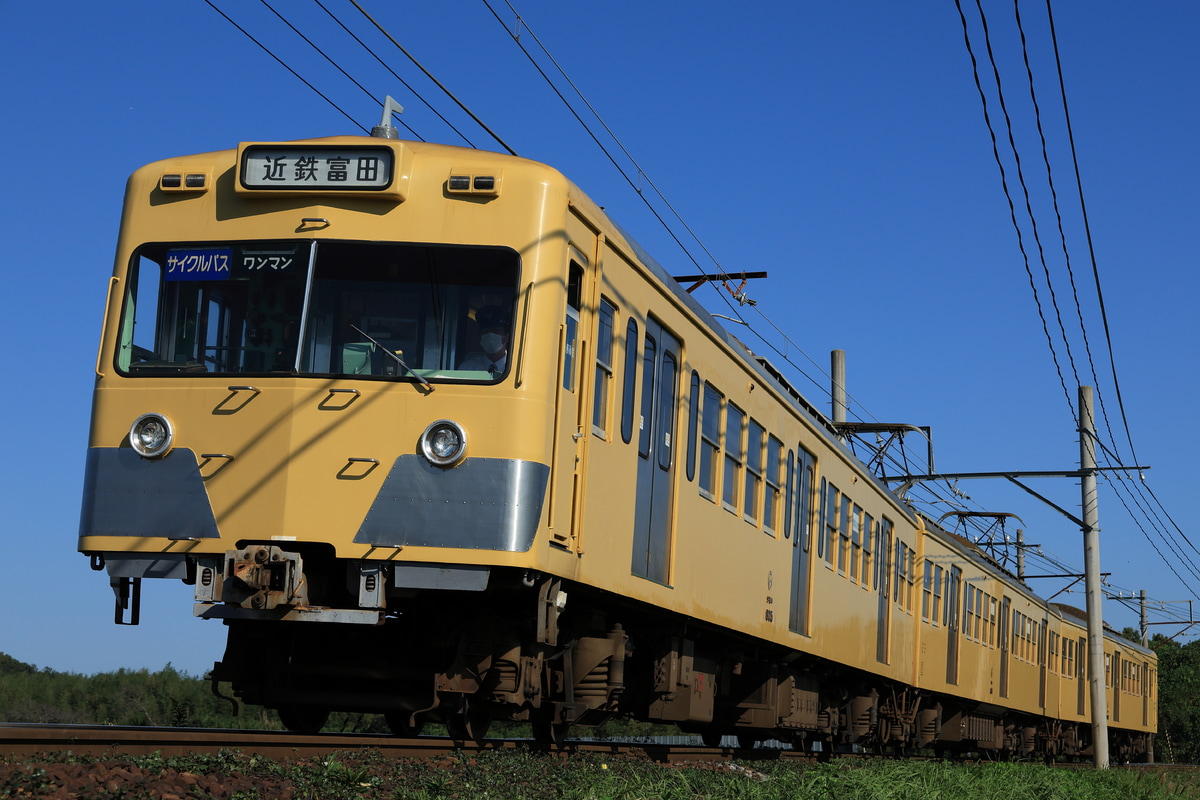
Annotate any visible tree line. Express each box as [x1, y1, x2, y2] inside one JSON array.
[[0, 652, 397, 733]]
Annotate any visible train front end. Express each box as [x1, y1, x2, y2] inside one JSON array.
[[78, 133, 592, 735]]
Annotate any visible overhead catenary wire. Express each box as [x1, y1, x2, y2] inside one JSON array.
[[482, 0, 734, 283], [953, 0, 1075, 418], [481, 0, 1200, 620], [474, 0, 1199, 614], [345, 0, 519, 155], [311, 0, 477, 147], [256, 0, 424, 140], [1043, 0, 1142, 473], [1002, 1, 1193, 595], [954, 0, 1200, 607], [202, 0, 369, 134], [202, 0, 1194, 628]]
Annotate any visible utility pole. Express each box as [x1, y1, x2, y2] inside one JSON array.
[[1140, 590, 1148, 645], [1080, 386, 1108, 768], [880, 379, 1145, 768], [831, 349, 847, 426], [1017, 528, 1026, 580]]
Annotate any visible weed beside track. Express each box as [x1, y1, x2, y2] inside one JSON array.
[[4, 749, 1199, 800]]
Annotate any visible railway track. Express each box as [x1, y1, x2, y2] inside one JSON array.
[[4, 725, 1179, 770], [0, 724, 767, 763]]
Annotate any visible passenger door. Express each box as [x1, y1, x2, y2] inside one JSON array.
[[789, 447, 816, 635], [549, 260, 586, 550], [945, 566, 961, 684], [630, 318, 680, 584], [876, 518, 893, 663]]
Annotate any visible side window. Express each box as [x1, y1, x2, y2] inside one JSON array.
[[563, 262, 583, 392], [894, 541, 903, 603], [838, 496, 852, 575], [722, 403, 745, 513], [862, 513, 874, 589], [699, 383, 722, 499], [764, 436, 782, 535], [592, 299, 615, 438], [974, 588, 985, 643], [965, 584, 977, 642], [638, 335, 657, 458], [783, 449, 795, 539], [686, 371, 700, 482], [933, 565, 944, 625], [656, 351, 678, 470], [620, 318, 639, 444], [849, 505, 862, 582], [744, 419, 764, 525], [922, 560, 933, 621], [895, 540, 915, 612], [823, 482, 840, 565], [816, 476, 828, 559], [876, 517, 892, 598], [796, 448, 817, 552], [947, 566, 961, 630]]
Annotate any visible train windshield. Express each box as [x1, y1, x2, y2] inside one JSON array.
[[116, 240, 520, 382]]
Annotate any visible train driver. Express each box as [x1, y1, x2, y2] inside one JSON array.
[[458, 305, 509, 377]]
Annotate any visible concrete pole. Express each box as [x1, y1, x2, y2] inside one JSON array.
[[1016, 528, 1025, 580], [1080, 385, 1108, 768], [1140, 590, 1148, 646], [831, 349, 847, 426]]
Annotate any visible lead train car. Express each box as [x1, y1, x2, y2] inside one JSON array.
[[79, 129, 1155, 757]]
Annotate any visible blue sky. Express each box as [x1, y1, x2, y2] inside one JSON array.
[[1, 1, 1197, 676]]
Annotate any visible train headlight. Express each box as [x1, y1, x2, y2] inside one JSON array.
[[129, 413, 174, 458], [420, 419, 467, 467]]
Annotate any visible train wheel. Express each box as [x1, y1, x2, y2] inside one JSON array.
[[737, 733, 758, 750], [277, 704, 330, 734], [446, 708, 492, 744], [384, 712, 426, 738], [532, 712, 570, 747], [469, 711, 492, 741], [700, 729, 724, 748], [444, 705, 489, 748], [445, 713, 469, 743]]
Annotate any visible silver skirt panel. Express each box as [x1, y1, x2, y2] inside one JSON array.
[[354, 455, 549, 552], [78, 447, 219, 540]]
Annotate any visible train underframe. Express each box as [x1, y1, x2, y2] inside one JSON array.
[[209, 559, 1152, 760]]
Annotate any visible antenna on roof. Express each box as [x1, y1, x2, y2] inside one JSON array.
[[372, 96, 405, 139]]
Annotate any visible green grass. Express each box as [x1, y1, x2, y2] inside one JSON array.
[[4, 749, 1199, 799]]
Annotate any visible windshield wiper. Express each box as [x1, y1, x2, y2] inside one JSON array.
[[350, 325, 432, 390]]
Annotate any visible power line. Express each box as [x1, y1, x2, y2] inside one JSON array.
[[205, 0, 1193, 620], [1042, 0, 1142, 471], [311, 0, 477, 147], [953, 0, 1199, 607], [345, 0, 518, 155], [954, 0, 1074, 417], [256, 0, 423, 140], [203, 0, 368, 133]]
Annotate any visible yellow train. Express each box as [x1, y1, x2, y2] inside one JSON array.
[[78, 119, 1155, 757]]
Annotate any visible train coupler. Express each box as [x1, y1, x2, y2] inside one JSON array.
[[220, 545, 309, 610]]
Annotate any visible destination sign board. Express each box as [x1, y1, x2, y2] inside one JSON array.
[[239, 145, 395, 191]]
